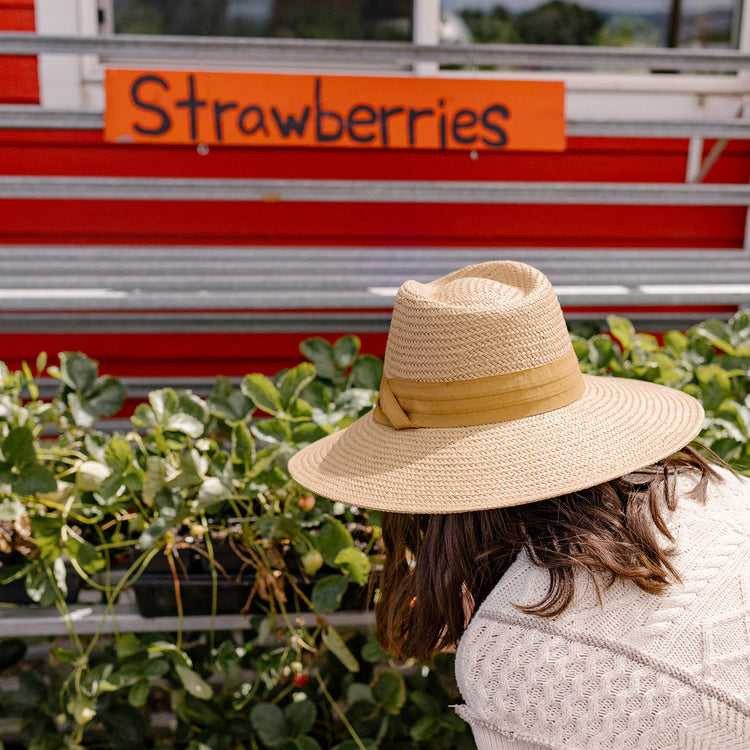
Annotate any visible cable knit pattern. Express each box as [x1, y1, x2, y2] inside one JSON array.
[[454, 468, 750, 749]]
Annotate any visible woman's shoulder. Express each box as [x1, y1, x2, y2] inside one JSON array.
[[674, 464, 750, 535]]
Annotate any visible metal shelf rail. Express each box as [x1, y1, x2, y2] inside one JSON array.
[[0, 601, 375, 638]]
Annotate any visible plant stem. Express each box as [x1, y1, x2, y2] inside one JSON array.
[[315, 670, 369, 750]]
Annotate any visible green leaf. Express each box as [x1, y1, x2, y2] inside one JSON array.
[[165, 413, 205, 437], [311, 575, 349, 613], [288, 398, 314, 421], [372, 669, 406, 715], [331, 741, 378, 750], [86, 376, 127, 418], [242, 373, 283, 415], [16, 670, 47, 710], [0, 497, 25, 522], [65, 530, 104, 573], [294, 737, 322, 750], [145, 658, 170, 677], [410, 690, 441, 716], [697, 363, 732, 393], [0, 638, 27, 672], [12, 463, 57, 496], [321, 626, 359, 672], [76, 459, 111, 491], [361, 639, 390, 663], [29, 515, 64, 557], [102, 704, 148, 750], [332, 336, 360, 370], [350, 354, 383, 390], [117, 633, 142, 659], [143, 456, 167, 506], [252, 419, 292, 445], [442, 711, 468, 731], [694, 319, 736, 355], [607, 316, 636, 355], [588, 336, 618, 371], [663, 330, 688, 354], [35, 351, 47, 375], [25, 558, 67, 605], [3, 427, 37, 469], [291, 422, 332, 446], [232, 422, 255, 465], [149, 388, 179, 420], [210, 391, 254, 423], [318, 518, 354, 566], [278, 363, 317, 411], [334, 547, 371, 586], [178, 391, 209, 424], [128, 677, 151, 708], [299, 381, 331, 411], [300, 338, 336, 379], [59, 351, 98, 392], [285, 699, 316, 736], [410, 714, 442, 741], [250, 702, 288, 747], [194, 476, 232, 510], [174, 664, 214, 700], [138, 515, 176, 549]]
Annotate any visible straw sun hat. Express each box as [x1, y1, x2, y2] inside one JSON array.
[[288, 261, 705, 513]]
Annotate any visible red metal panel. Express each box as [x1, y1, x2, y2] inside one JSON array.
[[0, 198, 743, 248], [0, 131, 747, 248], [0, 331, 390, 377], [1, 130, 748, 184], [0, 131, 719, 182], [0, 0, 39, 104]]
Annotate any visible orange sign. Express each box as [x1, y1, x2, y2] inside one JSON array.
[[104, 70, 565, 152]]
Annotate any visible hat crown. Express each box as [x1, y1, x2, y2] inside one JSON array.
[[384, 261, 573, 382]]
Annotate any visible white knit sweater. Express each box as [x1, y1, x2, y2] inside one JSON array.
[[454, 468, 750, 750]]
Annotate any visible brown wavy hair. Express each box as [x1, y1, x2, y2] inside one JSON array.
[[376, 445, 722, 662]]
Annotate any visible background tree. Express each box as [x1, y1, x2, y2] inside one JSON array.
[[515, 0, 604, 45]]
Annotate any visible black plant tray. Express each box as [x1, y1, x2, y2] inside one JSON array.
[[131, 574, 256, 618], [0, 571, 81, 605]]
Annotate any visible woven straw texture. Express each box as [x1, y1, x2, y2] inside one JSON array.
[[288, 261, 705, 512], [454, 469, 750, 749]]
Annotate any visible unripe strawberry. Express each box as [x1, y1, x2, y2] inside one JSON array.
[[301, 549, 324, 576]]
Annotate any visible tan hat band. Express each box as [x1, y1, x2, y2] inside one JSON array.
[[372, 348, 585, 429]]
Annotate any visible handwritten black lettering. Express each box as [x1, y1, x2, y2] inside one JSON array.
[[315, 78, 343, 142], [130, 74, 172, 136], [213, 100, 238, 142], [407, 108, 434, 147], [237, 105, 268, 136], [451, 109, 478, 145], [481, 105, 509, 147], [175, 74, 207, 141], [270, 107, 311, 138], [347, 104, 377, 143], [379, 106, 405, 147]]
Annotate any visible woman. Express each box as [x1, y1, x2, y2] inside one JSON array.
[[289, 261, 750, 749]]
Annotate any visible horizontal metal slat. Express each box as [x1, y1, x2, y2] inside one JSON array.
[[1, 33, 749, 72], [1, 176, 748, 205], [1, 106, 748, 140]]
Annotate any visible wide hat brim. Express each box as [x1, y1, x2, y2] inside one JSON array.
[[288, 374, 705, 513]]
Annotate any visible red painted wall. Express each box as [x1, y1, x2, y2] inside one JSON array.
[[1, 129, 748, 248], [2, 113, 749, 381], [0, 0, 39, 104]]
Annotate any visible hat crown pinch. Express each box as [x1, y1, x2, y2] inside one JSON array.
[[383, 261, 574, 383]]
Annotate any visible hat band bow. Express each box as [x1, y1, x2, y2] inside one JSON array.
[[373, 348, 585, 429]]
